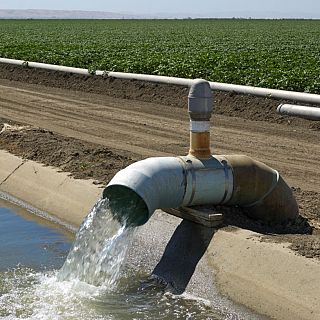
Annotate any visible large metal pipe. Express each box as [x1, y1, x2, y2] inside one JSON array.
[[103, 80, 298, 227], [1, 57, 320, 105], [103, 155, 233, 226], [103, 154, 298, 227], [277, 104, 320, 121]]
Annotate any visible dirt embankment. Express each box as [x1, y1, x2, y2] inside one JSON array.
[[0, 124, 134, 184], [0, 63, 319, 260], [0, 62, 319, 130]]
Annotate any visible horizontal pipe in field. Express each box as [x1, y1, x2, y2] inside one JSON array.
[[277, 104, 320, 121], [1, 57, 320, 105]]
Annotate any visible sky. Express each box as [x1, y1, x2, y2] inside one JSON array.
[[0, 0, 319, 18]]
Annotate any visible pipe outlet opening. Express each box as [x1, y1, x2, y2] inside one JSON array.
[[103, 185, 149, 227]]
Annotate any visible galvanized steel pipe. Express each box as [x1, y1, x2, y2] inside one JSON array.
[[0, 59, 302, 225], [103, 155, 234, 226], [277, 104, 320, 121], [1, 57, 320, 105], [103, 154, 298, 226]]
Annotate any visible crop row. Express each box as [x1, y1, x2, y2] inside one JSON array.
[[0, 19, 319, 93]]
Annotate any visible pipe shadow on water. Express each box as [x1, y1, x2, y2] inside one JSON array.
[[149, 219, 215, 295]]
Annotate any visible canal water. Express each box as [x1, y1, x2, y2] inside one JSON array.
[[0, 199, 73, 272], [0, 196, 265, 320]]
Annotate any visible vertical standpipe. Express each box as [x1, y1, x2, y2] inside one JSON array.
[[188, 80, 213, 159]]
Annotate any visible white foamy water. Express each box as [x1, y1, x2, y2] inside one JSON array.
[[58, 198, 134, 288], [0, 267, 221, 320], [0, 267, 104, 320]]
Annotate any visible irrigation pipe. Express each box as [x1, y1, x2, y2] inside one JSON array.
[[277, 104, 320, 121], [104, 81, 299, 227], [1, 57, 320, 105]]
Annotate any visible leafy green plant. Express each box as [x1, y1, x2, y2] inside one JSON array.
[[0, 19, 319, 93]]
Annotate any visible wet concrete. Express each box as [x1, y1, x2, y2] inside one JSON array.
[[126, 210, 265, 319]]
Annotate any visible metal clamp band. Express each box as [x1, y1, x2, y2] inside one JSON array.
[[177, 157, 197, 206]]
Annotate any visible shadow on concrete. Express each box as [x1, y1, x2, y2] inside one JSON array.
[[150, 219, 215, 294], [139, 202, 313, 295], [217, 205, 313, 235]]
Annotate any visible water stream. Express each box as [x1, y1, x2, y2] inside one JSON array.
[[58, 198, 134, 288], [0, 197, 229, 319]]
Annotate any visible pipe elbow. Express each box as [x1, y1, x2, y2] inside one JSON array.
[[103, 157, 186, 226], [103, 80, 298, 228], [223, 155, 299, 224]]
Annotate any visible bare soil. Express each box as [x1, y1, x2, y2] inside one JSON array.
[[0, 64, 319, 259]]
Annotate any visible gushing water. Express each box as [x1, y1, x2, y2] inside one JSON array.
[[0, 199, 222, 319], [58, 198, 134, 288], [0, 197, 256, 319]]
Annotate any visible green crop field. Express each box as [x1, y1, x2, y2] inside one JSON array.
[[0, 19, 319, 93]]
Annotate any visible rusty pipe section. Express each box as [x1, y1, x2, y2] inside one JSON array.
[[103, 154, 298, 226], [220, 155, 298, 223]]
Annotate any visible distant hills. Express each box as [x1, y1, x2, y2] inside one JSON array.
[[0, 9, 142, 19], [0, 9, 318, 20]]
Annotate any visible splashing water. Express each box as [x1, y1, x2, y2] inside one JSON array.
[[0, 197, 220, 319], [58, 198, 134, 288], [0, 267, 221, 320], [0, 197, 255, 319]]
